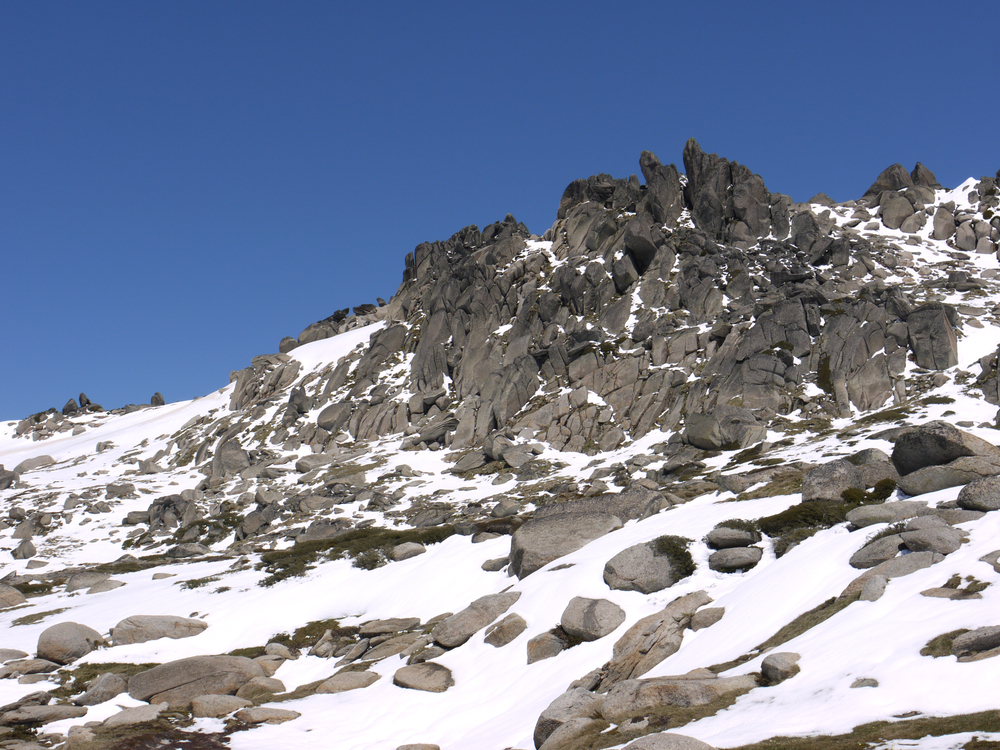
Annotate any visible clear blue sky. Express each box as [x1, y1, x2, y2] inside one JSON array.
[[2, 1, 998, 421]]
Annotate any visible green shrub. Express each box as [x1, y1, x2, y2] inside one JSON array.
[[757, 502, 850, 537], [352, 549, 386, 570], [865, 522, 907, 544], [651, 535, 696, 579], [772, 527, 819, 558], [870, 478, 897, 501]]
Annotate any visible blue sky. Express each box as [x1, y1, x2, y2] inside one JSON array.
[[2, 1, 998, 421]]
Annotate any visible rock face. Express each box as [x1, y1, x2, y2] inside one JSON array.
[[432, 592, 521, 648], [36, 622, 105, 665], [111, 615, 209, 645], [127, 656, 265, 706], [510, 512, 623, 579]]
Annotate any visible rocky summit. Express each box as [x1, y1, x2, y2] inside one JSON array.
[[3, 139, 1000, 750]]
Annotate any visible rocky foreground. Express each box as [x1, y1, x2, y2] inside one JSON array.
[[2, 140, 1000, 749]]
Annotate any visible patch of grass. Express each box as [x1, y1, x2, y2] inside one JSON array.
[[180, 575, 222, 590], [865, 522, 907, 544], [772, 527, 820, 558], [735, 471, 804, 502], [730, 710, 1000, 750], [651, 535, 696, 579], [256, 525, 455, 586], [12, 607, 69, 626], [352, 549, 386, 570], [757, 502, 850, 537], [270, 618, 359, 650], [12, 582, 55, 597], [922, 629, 971, 658], [709, 594, 859, 673], [922, 395, 956, 405], [852, 406, 915, 427]]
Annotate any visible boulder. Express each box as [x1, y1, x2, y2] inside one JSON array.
[[689, 607, 725, 631], [849, 535, 904, 569], [191, 695, 253, 718], [601, 673, 758, 724], [708, 547, 763, 572], [36, 622, 105, 665], [431, 592, 521, 648], [880, 192, 914, 229], [527, 631, 568, 663], [560, 597, 626, 641], [604, 541, 684, 594], [897, 456, 1000, 496], [599, 591, 712, 689], [899, 526, 963, 555], [705, 527, 761, 549], [359, 617, 422, 636], [761, 652, 800, 683], [538, 717, 605, 750], [0, 583, 27, 608], [235, 675, 286, 702], [111, 615, 208, 645], [951, 626, 1000, 657], [103, 702, 168, 728], [846, 501, 931, 528], [1, 703, 88, 726], [73, 672, 128, 706], [128, 656, 265, 707], [933, 207, 956, 240], [235, 707, 300, 724], [957, 475, 1000, 511], [534, 687, 605, 749], [484, 613, 527, 647], [391, 542, 427, 561], [860, 575, 888, 602], [393, 662, 454, 693], [12, 455, 54, 475], [683, 407, 766, 451], [316, 671, 380, 694], [623, 734, 718, 750], [801, 459, 865, 502], [840, 551, 943, 598], [891, 422, 1000, 477], [510, 512, 623, 579]]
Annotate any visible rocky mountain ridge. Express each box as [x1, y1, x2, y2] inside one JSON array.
[[2, 139, 1000, 750]]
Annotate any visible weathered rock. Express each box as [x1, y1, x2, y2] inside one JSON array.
[[705, 527, 761, 549], [957, 475, 1000, 511], [538, 717, 605, 750], [510, 513, 623, 579], [600, 591, 712, 689], [801, 459, 865, 502], [36, 622, 105, 665], [74, 672, 128, 706], [708, 547, 762, 572], [897, 456, 1000, 496], [191, 694, 253, 717], [391, 542, 427, 561], [761, 652, 800, 683], [601, 673, 758, 723], [906, 307, 959, 370], [892, 422, 1000, 476], [604, 542, 684, 594], [128, 656, 265, 707], [860, 574, 888, 602], [899, 526, 963, 555], [111, 615, 208, 645], [316, 671, 380, 694], [952, 626, 1000, 656], [880, 192, 914, 229], [850, 535, 904, 569], [103, 701, 168, 728], [689, 607, 725, 631], [0, 583, 27, 608], [1, 703, 87, 726], [12, 455, 54, 475], [684, 407, 766, 451], [622, 733, 718, 750], [846, 500, 932, 528], [393, 662, 454, 693], [235, 675, 286, 702], [235, 706, 300, 724], [527, 631, 567, 663], [841, 551, 943, 598], [484, 613, 527, 647], [432, 592, 521, 648], [534, 688, 605, 749], [561, 597, 626, 641], [359, 618, 422, 637]]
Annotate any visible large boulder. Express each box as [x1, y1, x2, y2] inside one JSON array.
[[0, 583, 27, 608], [623, 734, 717, 750], [431, 592, 521, 648], [957, 475, 1000, 511], [897, 456, 1000, 496], [683, 407, 766, 451], [36, 622, 105, 665], [601, 673, 757, 724], [392, 663, 454, 693], [708, 547, 763, 572], [534, 688, 605, 749], [880, 192, 914, 230], [801, 459, 864, 502], [127, 656, 265, 707], [604, 541, 685, 594], [891, 422, 1000, 477], [599, 591, 712, 689], [111, 615, 209, 646], [560, 597, 626, 641], [12, 455, 54, 475], [510, 512, 623, 579]]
